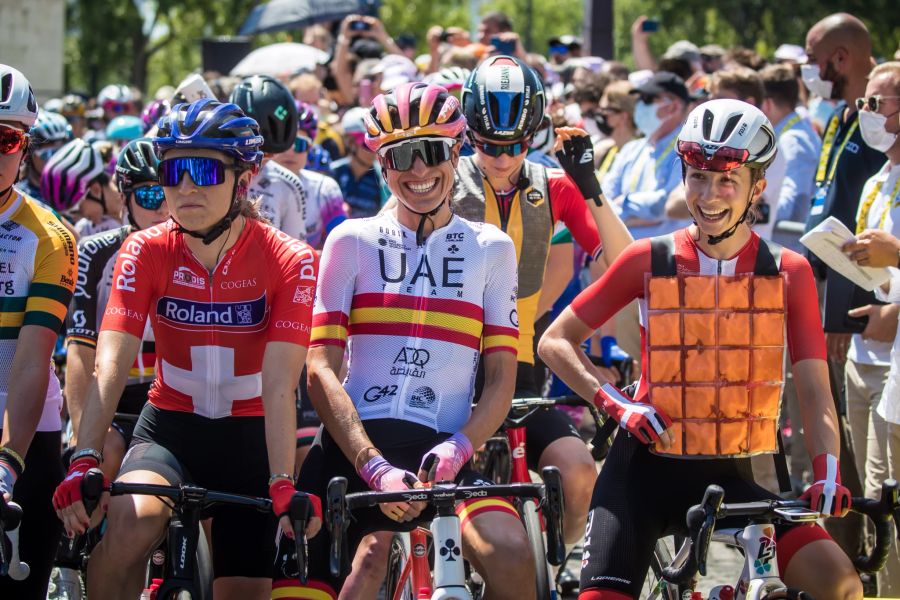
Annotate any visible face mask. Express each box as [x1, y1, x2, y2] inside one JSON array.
[[634, 100, 663, 137], [858, 109, 899, 152], [594, 112, 614, 136], [801, 63, 834, 100]]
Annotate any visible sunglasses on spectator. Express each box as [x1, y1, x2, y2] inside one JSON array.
[[549, 44, 569, 54], [855, 95, 900, 112], [293, 136, 311, 153], [158, 156, 241, 187], [378, 137, 455, 171], [472, 138, 528, 158], [677, 140, 749, 172], [131, 185, 167, 210], [0, 124, 29, 156]]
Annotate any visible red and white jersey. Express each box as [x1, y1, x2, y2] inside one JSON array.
[[102, 219, 318, 418]]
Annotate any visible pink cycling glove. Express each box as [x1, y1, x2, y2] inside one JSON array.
[[420, 433, 474, 483], [359, 456, 415, 492]]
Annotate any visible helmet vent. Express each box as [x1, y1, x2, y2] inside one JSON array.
[[702, 109, 714, 140], [0, 73, 11, 104], [719, 114, 742, 141]]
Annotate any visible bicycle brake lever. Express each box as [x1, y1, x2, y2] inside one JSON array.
[[289, 493, 311, 584], [326, 477, 349, 578]]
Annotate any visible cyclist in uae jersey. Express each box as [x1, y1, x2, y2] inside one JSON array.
[[231, 75, 308, 241], [0, 63, 77, 600], [53, 99, 321, 600], [64, 139, 169, 478], [284, 83, 534, 600], [539, 100, 860, 600], [272, 101, 346, 250], [454, 55, 635, 549]]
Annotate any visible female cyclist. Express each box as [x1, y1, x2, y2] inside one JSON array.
[[539, 99, 862, 600], [53, 98, 321, 600]]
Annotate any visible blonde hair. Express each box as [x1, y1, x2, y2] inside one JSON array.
[[869, 61, 900, 92]]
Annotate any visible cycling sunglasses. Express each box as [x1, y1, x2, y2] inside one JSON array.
[[677, 140, 749, 172], [0, 124, 29, 155], [549, 43, 569, 55], [102, 100, 134, 114], [855, 95, 900, 112], [472, 139, 528, 158], [131, 185, 166, 210], [158, 157, 241, 187], [293, 136, 311, 153], [378, 137, 455, 171]]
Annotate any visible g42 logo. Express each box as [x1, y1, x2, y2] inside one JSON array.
[[364, 385, 398, 402]]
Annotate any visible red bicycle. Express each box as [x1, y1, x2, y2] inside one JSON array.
[[472, 395, 608, 599]]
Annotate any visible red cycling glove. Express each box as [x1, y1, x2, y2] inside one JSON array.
[[594, 383, 672, 445], [52, 457, 101, 512], [800, 453, 851, 517], [270, 480, 323, 520]]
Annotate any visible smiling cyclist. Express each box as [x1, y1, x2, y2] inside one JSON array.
[[539, 98, 862, 600]]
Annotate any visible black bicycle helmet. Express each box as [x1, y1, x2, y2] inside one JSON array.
[[229, 75, 298, 154], [461, 55, 546, 141], [116, 138, 159, 193]]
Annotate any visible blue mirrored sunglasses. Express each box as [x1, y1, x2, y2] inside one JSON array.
[[158, 157, 238, 187], [132, 185, 166, 210], [473, 139, 527, 158], [293, 136, 311, 153]]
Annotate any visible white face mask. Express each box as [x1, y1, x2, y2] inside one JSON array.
[[634, 100, 663, 137], [800, 64, 834, 100], [858, 109, 899, 152]]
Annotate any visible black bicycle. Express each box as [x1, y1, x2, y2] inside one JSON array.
[[649, 479, 900, 599], [76, 469, 315, 599]]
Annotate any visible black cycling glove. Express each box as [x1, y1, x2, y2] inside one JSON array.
[[555, 135, 604, 206]]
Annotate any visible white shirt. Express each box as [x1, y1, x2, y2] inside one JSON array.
[[848, 162, 900, 367], [251, 161, 307, 241], [876, 267, 900, 424]]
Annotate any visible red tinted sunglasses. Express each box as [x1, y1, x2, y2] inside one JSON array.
[[0, 125, 29, 156], [677, 140, 749, 172]]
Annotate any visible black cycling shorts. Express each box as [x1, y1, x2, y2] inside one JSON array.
[[293, 419, 508, 591], [119, 405, 275, 579], [109, 381, 152, 446], [0, 431, 64, 600], [580, 433, 829, 597]]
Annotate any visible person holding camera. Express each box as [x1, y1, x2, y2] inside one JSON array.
[[333, 14, 403, 107]]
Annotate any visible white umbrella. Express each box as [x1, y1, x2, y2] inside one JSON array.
[[230, 43, 328, 78]]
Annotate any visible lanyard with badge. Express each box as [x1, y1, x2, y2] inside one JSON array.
[[627, 135, 678, 193], [597, 145, 619, 181], [778, 113, 801, 137], [856, 172, 900, 234], [810, 111, 860, 217]]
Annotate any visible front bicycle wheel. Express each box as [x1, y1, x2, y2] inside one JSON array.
[[521, 498, 554, 600], [384, 533, 415, 600], [643, 536, 689, 600]]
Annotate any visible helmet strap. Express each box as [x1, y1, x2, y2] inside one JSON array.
[[124, 193, 140, 229], [705, 186, 755, 246], [397, 196, 446, 246], [174, 176, 243, 245]]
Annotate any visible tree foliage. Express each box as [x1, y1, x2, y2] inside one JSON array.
[[64, 0, 899, 97]]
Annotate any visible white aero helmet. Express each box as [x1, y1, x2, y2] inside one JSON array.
[[0, 64, 39, 128], [676, 98, 776, 172]]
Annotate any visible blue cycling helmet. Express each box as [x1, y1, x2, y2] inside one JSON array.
[[154, 98, 264, 167], [106, 115, 144, 142], [30, 111, 72, 146], [461, 55, 546, 141]]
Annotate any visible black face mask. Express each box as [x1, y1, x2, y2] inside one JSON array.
[[594, 112, 614, 136]]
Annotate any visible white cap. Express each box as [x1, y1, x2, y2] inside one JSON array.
[[774, 44, 807, 64], [373, 54, 419, 92]]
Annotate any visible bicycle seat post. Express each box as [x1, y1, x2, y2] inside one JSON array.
[[429, 484, 471, 600]]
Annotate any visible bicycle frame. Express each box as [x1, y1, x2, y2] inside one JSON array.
[[326, 471, 564, 600]]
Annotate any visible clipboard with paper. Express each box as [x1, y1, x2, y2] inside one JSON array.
[[799, 216, 892, 292]]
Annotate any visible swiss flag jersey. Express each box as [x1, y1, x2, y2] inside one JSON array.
[[102, 219, 318, 418]]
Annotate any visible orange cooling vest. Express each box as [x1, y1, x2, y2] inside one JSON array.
[[645, 234, 786, 458]]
